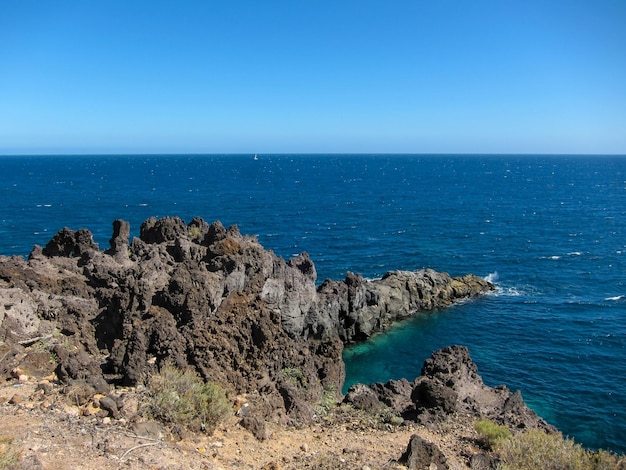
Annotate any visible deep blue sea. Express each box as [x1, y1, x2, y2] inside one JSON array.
[[1, 154, 625, 453]]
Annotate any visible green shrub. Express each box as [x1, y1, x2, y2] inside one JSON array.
[[143, 364, 231, 434], [496, 429, 625, 470], [316, 384, 338, 415], [188, 225, 202, 241], [585, 449, 626, 470], [474, 419, 511, 448], [280, 367, 307, 386]]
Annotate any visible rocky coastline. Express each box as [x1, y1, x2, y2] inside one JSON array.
[[0, 216, 569, 468]]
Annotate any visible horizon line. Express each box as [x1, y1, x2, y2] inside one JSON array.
[[2, 152, 626, 157]]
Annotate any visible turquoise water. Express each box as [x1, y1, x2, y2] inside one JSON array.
[[1, 154, 625, 452]]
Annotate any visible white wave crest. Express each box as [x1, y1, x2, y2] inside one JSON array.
[[605, 295, 625, 302], [539, 255, 562, 260], [483, 272, 528, 297], [491, 286, 524, 297], [484, 271, 499, 283]]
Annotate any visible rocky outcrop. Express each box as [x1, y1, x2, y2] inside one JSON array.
[[343, 346, 557, 469], [0, 216, 493, 425], [345, 345, 556, 434], [315, 269, 493, 342]]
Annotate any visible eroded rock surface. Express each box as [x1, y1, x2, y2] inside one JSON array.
[[0, 217, 493, 425]]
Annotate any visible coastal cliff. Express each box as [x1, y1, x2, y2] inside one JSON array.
[[0, 217, 492, 414], [0, 216, 571, 468]]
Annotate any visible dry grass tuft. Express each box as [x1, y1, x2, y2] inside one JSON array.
[[0, 436, 22, 469], [496, 429, 625, 470], [142, 364, 231, 434]]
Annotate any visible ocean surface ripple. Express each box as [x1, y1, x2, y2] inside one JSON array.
[[1, 154, 625, 452]]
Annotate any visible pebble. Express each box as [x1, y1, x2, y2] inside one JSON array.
[[92, 394, 106, 407], [98, 396, 119, 418], [130, 421, 163, 440], [81, 405, 94, 416], [300, 443, 309, 452], [36, 380, 52, 394], [63, 405, 81, 417], [9, 394, 22, 405]]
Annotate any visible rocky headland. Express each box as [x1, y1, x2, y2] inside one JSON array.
[[0, 216, 566, 469]]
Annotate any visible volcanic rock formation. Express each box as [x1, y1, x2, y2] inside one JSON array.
[[346, 345, 555, 433], [0, 216, 494, 425]]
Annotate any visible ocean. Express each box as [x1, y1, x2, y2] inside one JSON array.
[[1, 154, 625, 453]]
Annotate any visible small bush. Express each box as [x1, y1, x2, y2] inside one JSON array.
[[316, 385, 338, 415], [585, 449, 626, 470], [143, 365, 231, 434], [280, 367, 307, 386], [0, 437, 22, 469], [188, 225, 202, 240], [496, 429, 625, 470], [474, 419, 511, 448]]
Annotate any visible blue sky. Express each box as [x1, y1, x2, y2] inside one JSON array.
[[1, 1, 625, 155]]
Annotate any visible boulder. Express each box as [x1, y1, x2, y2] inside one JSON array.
[[98, 395, 120, 419], [398, 434, 449, 470], [343, 383, 382, 411], [412, 379, 459, 414], [370, 379, 414, 416], [239, 416, 269, 441]]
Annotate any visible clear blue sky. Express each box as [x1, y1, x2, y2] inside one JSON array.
[[1, 1, 625, 155]]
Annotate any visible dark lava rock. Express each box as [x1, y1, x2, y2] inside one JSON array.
[[239, 416, 269, 441], [412, 379, 459, 414], [98, 395, 120, 419], [107, 219, 130, 261], [398, 434, 449, 470], [139, 216, 187, 244], [42, 227, 98, 258], [363, 345, 556, 433], [370, 378, 414, 414], [343, 383, 382, 411]]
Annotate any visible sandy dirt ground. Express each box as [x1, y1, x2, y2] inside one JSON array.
[[0, 379, 481, 469]]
